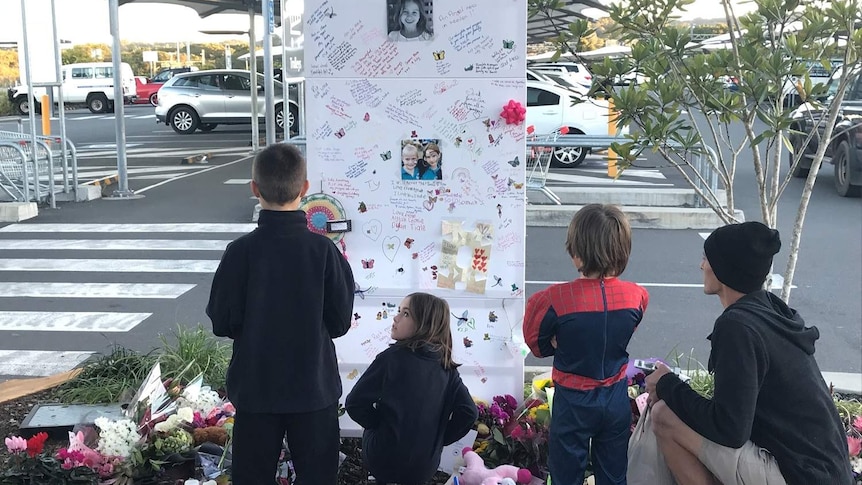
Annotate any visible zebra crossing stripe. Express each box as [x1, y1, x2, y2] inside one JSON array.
[[0, 311, 151, 332], [0, 239, 231, 251], [0, 282, 195, 299], [0, 259, 220, 273], [224, 179, 252, 185], [0, 223, 256, 233], [0, 350, 93, 377]]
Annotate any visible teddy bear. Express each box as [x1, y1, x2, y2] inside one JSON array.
[[458, 447, 533, 485], [192, 426, 229, 446]]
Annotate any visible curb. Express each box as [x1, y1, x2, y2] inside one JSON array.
[[84, 174, 119, 189], [527, 205, 745, 230], [181, 152, 211, 165]]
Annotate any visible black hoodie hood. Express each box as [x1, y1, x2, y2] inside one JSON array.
[[725, 289, 819, 355]]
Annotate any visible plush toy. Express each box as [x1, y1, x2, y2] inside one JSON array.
[[459, 447, 533, 485]]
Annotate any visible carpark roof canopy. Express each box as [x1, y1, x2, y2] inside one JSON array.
[[118, 0, 611, 44]]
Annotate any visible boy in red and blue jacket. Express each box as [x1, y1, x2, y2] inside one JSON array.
[[523, 204, 648, 485]]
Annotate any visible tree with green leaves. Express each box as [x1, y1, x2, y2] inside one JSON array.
[[529, 0, 861, 302]]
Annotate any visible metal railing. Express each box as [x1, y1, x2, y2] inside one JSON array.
[[525, 134, 720, 208], [0, 141, 33, 202]]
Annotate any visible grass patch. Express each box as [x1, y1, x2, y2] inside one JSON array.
[[0, 95, 14, 117], [54, 325, 231, 404]]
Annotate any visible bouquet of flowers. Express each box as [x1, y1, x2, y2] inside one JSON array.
[[845, 413, 862, 483], [473, 394, 551, 479], [2, 432, 101, 484]]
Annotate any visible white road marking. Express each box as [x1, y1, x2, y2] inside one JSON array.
[[136, 155, 253, 194], [224, 179, 252, 185], [0, 239, 231, 251], [0, 223, 256, 233], [0, 258, 219, 273], [0, 350, 93, 377], [0, 311, 150, 332], [0, 282, 195, 299]]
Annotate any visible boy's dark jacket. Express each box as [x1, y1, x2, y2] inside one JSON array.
[[657, 290, 853, 485], [207, 210, 355, 413], [345, 344, 478, 484]]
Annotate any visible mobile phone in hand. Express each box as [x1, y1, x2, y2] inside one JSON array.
[[633, 359, 657, 375]]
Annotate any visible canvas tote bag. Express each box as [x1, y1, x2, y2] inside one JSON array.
[[627, 397, 677, 485]]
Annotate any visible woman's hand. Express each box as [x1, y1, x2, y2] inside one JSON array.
[[645, 362, 672, 404]]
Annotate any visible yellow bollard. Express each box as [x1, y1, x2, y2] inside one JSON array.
[[607, 97, 618, 178], [41, 94, 51, 136]]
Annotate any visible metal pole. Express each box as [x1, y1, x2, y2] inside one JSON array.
[[249, 6, 260, 153], [263, 0, 275, 146], [51, 0, 70, 195], [297, 81, 305, 138], [186, 41, 191, 66], [108, 0, 135, 198], [20, 0, 40, 203]]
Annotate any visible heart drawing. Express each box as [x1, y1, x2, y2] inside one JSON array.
[[363, 220, 383, 241], [382, 236, 400, 262]]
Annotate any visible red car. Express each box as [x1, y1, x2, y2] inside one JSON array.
[[134, 68, 196, 106]]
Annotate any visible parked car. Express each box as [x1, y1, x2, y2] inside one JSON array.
[[788, 65, 862, 197], [155, 69, 300, 135], [528, 62, 593, 90], [134, 67, 198, 106], [7, 62, 136, 114], [526, 80, 621, 167]]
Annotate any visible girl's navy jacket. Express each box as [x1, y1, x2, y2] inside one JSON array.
[[345, 344, 478, 484], [207, 210, 355, 414]]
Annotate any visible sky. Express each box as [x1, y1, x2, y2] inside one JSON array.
[[0, 0, 757, 45]]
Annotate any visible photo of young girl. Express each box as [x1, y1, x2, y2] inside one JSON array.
[[420, 142, 442, 180], [400, 141, 422, 180], [387, 0, 434, 42], [345, 292, 477, 485]]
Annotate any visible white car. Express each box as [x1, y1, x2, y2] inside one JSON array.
[[529, 62, 593, 90], [7, 62, 137, 114], [526, 80, 621, 167]]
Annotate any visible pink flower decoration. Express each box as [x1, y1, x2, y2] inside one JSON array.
[[853, 415, 862, 432], [5, 436, 26, 453], [500, 99, 526, 125], [848, 436, 862, 457]]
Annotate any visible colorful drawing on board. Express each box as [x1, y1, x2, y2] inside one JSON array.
[[300, 192, 348, 243]]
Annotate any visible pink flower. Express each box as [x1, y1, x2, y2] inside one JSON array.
[[4, 436, 26, 453], [853, 415, 862, 432], [848, 436, 862, 457]]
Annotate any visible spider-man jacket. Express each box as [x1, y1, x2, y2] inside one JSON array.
[[523, 278, 649, 390]]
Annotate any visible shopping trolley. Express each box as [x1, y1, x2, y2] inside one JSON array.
[[526, 131, 562, 205]]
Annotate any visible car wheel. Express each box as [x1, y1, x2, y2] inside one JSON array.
[[200, 123, 217, 132], [788, 135, 810, 178], [833, 140, 861, 197], [550, 128, 587, 168], [149, 93, 158, 106], [289, 104, 298, 134], [87, 94, 109, 114], [275, 104, 286, 133], [170, 107, 199, 135], [14, 96, 37, 115]]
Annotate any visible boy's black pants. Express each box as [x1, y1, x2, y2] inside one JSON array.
[[231, 403, 340, 485]]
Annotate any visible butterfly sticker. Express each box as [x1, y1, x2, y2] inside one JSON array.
[[511, 283, 520, 292], [497, 204, 503, 218], [488, 311, 498, 322], [454, 136, 463, 147], [384, 302, 396, 309], [358, 202, 367, 213], [488, 133, 501, 146], [464, 64, 474, 71], [483, 333, 491, 341], [433, 50, 446, 61], [447, 202, 456, 213], [502, 39, 515, 49], [334, 128, 346, 139], [482, 118, 492, 128], [404, 238, 414, 249], [347, 369, 359, 380], [508, 156, 520, 167], [363, 112, 370, 122], [361, 259, 375, 269], [492, 275, 503, 287], [411, 130, 418, 138], [463, 337, 473, 348], [380, 150, 392, 161], [412, 252, 418, 259], [387, 242, 396, 250], [324, 7, 336, 18], [396, 266, 405, 274], [354, 283, 371, 300], [353, 312, 362, 321]]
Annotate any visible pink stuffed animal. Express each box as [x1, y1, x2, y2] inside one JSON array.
[[459, 447, 533, 485]]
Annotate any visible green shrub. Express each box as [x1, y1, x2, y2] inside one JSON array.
[[0, 94, 14, 117], [158, 324, 231, 391]]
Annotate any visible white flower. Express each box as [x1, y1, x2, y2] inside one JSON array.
[[153, 407, 194, 433], [177, 406, 194, 423], [94, 417, 140, 458], [851, 456, 862, 474], [178, 387, 222, 415]]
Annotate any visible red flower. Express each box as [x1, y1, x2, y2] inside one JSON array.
[[26, 432, 49, 457]]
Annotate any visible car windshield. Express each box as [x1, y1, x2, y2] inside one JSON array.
[[824, 66, 859, 99]]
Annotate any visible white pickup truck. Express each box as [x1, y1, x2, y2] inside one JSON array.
[[6, 61, 137, 115]]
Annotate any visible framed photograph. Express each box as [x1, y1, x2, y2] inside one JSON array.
[[387, 0, 434, 42], [400, 139, 442, 181]]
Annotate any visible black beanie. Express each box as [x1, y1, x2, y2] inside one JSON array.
[[704, 221, 782, 294]]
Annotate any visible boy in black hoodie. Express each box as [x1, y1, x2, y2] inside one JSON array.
[[207, 144, 355, 485], [644, 221, 852, 485]]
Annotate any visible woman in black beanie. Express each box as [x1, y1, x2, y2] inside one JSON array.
[[642, 221, 853, 485]]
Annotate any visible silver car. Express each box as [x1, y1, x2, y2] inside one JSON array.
[[155, 69, 299, 135]]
